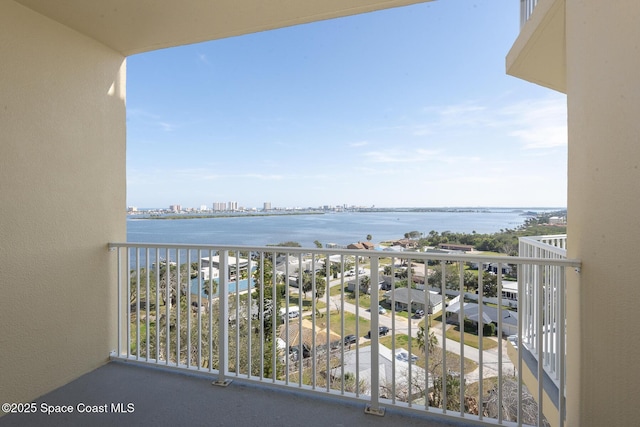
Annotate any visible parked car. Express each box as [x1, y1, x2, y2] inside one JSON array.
[[395, 350, 418, 363], [343, 334, 357, 345], [365, 326, 390, 338], [289, 344, 311, 360], [378, 305, 387, 314], [413, 309, 425, 319]]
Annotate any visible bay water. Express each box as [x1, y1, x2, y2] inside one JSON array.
[[127, 209, 548, 247]]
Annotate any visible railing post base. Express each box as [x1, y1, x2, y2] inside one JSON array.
[[212, 379, 232, 387], [364, 405, 385, 417]]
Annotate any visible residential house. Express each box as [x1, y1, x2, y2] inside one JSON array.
[[347, 241, 375, 250], [446, 301, 518, 337], [383, 288, 443, 315], [393, 239, 417, 249], [438, 243, 475, 252], [485, 262, 514, 275]]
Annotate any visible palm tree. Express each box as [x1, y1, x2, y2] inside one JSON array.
[[416, 324, 438, 355]]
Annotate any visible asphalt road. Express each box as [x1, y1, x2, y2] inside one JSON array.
[[292, 274, 515, 383]]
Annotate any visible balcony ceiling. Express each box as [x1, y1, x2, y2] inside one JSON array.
[[15, 0, 432, 56], [506, 0, 566, 93]]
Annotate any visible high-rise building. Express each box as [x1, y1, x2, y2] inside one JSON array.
[[212, 202, 227, 211], [263, 202, 271, 211]]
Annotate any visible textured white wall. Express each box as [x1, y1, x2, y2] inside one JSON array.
[[565, 1, 640, 426], [0, 1, 126, 405]]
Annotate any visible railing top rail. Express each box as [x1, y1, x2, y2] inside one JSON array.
[[519, 235, 567, 257], [519, 234, 567, 241], [109, 242, 581, 268]]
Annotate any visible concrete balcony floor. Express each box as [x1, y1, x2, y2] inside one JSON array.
[[0, 361, 475, 427]]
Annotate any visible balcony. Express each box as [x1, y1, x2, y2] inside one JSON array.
[[507, 0, 566, 93], [520, 1, 540, 28], [514, 235, 569, 427], [74, 242, 575, 427]]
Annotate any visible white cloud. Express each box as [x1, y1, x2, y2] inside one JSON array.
[[500, 97, 567, 149]]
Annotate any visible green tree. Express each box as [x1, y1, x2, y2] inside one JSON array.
[[428, 263, 460, 290], [359, 275, 370, 294], [416, 324, 438, 355], [430, 373, 464, 411], [366, 234, 372, 242], [315, 278, 326, 303], [480, 273, 498, 298]]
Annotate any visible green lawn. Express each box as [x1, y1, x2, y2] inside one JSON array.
[[379, 334, 477, 374], [287, 295, 327, 311], [309, 310, 372, 340], [445, 326, 498, 350]]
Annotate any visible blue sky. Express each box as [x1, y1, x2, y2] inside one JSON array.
[[126, 0, 567, 210]]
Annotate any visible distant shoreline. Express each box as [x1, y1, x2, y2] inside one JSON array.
[[129, 207, 566, 221], [132, 212, 326, 220]]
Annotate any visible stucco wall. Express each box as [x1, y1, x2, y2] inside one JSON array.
[[0, 1, 126, 405], [565, 1, 640, 426]]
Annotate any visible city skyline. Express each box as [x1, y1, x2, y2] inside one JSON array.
[[129, 203, 566, 212], [126, 1, 567, 209]]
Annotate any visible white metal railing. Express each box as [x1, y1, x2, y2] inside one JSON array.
[[521, 0, 540, 27], [518, 235, 569, 422], [109, 242, 579, 427]]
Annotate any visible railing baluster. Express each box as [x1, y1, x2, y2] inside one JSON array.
[[207, 250, 213, 373], [497, 268, 504, 425], [258, 252, 264, 380], [247, 252, 252, 379], [537, 264, 544, 426], [407, 257, 413, 407], [390, 256, 396, 404], [186, 250, 191, 368], [517, 261, 524, 426], [145, 247, 150, 361], [366, 257, 383, 415], [155, 247, 160, 363], [440, 260, 447, 414], [116, 247, 122, 357], [558, 265, 566, 427], [311, 253, 317, 389], [354, 253, 360, 398], [271, 250, 277, 384], [135, 247, 140, 361], [233, 254, 239, 377], [458, 261, 465, 417], [215, 250, 230, 386], [478, 265, 484, 422], [324, 253, 331, 393], [339, 254, 345, 395], [423, 262, 430, 412]]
